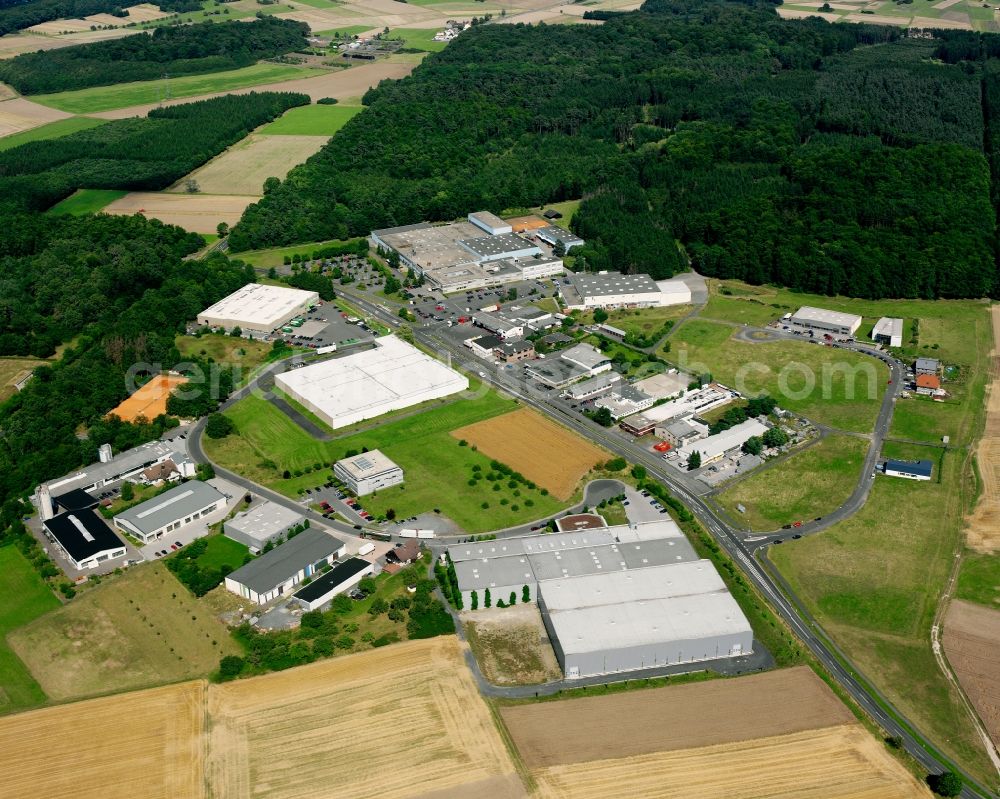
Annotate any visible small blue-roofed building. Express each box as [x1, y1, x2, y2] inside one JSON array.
[[884, 459, 933, 481]]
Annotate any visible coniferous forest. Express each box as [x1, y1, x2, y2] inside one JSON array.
[[230, 0, 1000, 300]]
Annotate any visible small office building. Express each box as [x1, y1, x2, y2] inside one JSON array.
[[43, 509, 127, 571], [872, 317, 903, 348], [292, 558, 375, 611], [334, 450, 404, 496], [225, 529, 346, 605], [225, 500, 305, 551], [113, 480, 226, 544]]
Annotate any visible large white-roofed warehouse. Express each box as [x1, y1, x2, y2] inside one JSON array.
[[788, 306, 862, 337], [274, 335, 469, 430], [448, 521, 753, 678], [197, 283, 318, 335]]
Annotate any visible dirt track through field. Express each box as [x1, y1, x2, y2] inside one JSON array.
[[943, 599, 1000, 749], [965, 304, 1000, 552], [0, 681, 206, 799], [91, 61, 417, 120], [530, 724, 930, 799], [500, 666, 852, 768], [451, 407, 605, 499]]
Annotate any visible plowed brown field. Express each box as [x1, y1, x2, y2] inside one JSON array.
[[501, 666, 852, 768], [450, 407, 605, 499], [107, 373, 187, 422], [0, 681, 205, 799], [966, 305, 1000, 552], [531, 724, 930, 799], [943, 599, 1000, 749], [103, 192, 259, 233], [207, 637, 523, 799]]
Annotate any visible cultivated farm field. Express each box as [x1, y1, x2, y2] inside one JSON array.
[[451, 407, 606, 499], [530, 725, 929, 799], [0, 96, 71, 137], [257, 102, 363, 135], [0, 680, 205, 799], [103, 191, 259, 233], [499, 666, 852, 767], [207, 637, 525, 799], [965, 304, 1000, 552], [168, 134, 326, 196], [943, 599, 1000, 749], [8, 562, 241, 701]]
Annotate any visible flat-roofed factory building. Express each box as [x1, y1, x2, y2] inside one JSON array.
[[197, 283, 318, 335], [788, 306, 862, 337], [225, 500, 305, 551], [274, 335, 468, 430], [334, 449, 404, 496]]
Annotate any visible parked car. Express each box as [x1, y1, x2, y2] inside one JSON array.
[[174, 541, 182, 548]]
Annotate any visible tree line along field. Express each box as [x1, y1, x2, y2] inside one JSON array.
[[204, 392, 582, 532]]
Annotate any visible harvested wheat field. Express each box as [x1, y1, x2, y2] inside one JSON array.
[[451, 407, 605, 499], [168, 134, 326, 196], [966, 304, 1000, 552], [93, 60, 417, 120], [501, 666, 852, 768], [0, 96, 71, 137], [107, 373, 188, 422], [207, 637, 525, 799], [943, 599, 1000, 748], [0, 681, 205, 799], [0, 33, 85, 60], [103, 191, 259, 233], [531, 724, 929, 799]]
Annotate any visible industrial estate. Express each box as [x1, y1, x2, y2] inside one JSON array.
[[1, 3, 1000, 798]]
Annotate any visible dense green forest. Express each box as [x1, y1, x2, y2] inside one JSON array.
[[0, 18, 309, 94], [0, 90, 308, 213], [230, 0, 1000, 299], [0, 0, 200, 36], [0, 92, 309, 513]]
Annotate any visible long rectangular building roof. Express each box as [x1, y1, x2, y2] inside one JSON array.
[[790, 306, 862, 329], [115, 480, 225, 535], [47, 439, 186, 494], [293, 558, 371, 603], [198, 283, 317, 330], [227, 529, 344, 593], [674, 418, 768, 462]]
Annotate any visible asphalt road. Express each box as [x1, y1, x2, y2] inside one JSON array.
[[334, 288, 992, 797]]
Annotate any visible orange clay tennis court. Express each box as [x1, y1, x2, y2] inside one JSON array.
[[107, 374, 187, 422]]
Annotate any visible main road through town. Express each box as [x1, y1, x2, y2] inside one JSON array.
[[331, 289, 993, 798]]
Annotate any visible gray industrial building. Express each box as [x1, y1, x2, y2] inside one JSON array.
[[225, 500, 304, 551], [113, 480, 226, 544], [449, 521, 753, 679], [538, 562, 754, 678]]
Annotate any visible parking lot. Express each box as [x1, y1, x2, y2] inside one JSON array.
[[274, 300, 376, 352]]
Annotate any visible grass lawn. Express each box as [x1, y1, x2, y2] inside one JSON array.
[[176, 333, 277, 385], [542, 199, 581, 222], [702, 279, 989, 369], [176, 534, 249, 572], [232, 236, 364, 269], [665, 319, 886, 433], [769, 444, 995, 784], [577, 305, 688, 339], [390, 28, 448, 52], [0, 116, 106, 152], [0, 356, 46, 402], [257, 103, 363, 136], [0, 546, 60, 713], [889, 394, 980, 448], [205, 391, 569, 532], [716, 434, 867, 531], [45, 188, 126, 216], [32, 64, 320, 114], [954, 551, 1000, 607], [7, 562, 241, 702]]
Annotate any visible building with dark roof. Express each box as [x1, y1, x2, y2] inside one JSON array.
[[224, 528, 346, 605], [884, 459, 933, 481], [293, 558, 375, 611], [52, 488, 99, 514], [43, 509, 127, 571]]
